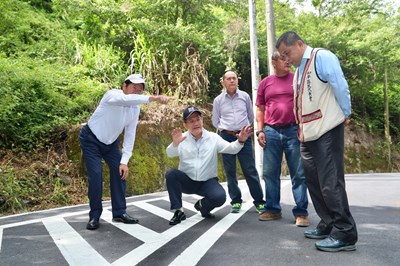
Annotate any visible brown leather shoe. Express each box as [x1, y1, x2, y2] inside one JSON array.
[[258, 212, 282, 221], [295, 215, 310, 227]]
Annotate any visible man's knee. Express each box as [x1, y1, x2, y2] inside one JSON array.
[[212, 189, 226, 207], [165, 168, 178, 180]]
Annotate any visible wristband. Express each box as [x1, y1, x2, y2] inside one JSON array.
[[256, 130, 264, 137]]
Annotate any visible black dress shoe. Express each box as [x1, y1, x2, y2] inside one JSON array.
[[113, 213, 139, 224], [169, 210, 186, 225], [315, 236, 356, 252], [194, 199, 215, 218], [202, 213, 215, 219], [86, 218, 100, 230], [304, 229, 329, 239]]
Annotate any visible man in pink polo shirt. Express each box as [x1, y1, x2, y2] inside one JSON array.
[[255, 51, 309, 227]]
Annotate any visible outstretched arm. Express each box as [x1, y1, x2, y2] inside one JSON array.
[[149, 95, 169, 104]]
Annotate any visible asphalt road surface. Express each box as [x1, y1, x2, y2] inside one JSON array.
[[0, 173, 399, 266]]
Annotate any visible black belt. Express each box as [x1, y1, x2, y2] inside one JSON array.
[[221, 129, 241, 135], [266, 123, 296, 130]]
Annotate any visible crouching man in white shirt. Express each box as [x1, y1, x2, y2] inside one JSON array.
[[165, 105, 253, 225]]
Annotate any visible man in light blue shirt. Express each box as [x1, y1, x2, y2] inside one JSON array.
[[212, 70, 265, 214], [276, 31, 357, 252], [296, 46, 351, 117]]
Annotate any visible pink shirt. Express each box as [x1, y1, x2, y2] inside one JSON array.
[[256, 72, 296, 125]]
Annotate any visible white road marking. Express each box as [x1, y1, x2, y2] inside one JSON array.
[[0, 210, 89, 229], [169, 200, 254, 266], [133, 200, 174, 220], [0, 228, 3, 252], [169, 180, 291, 266], [112, 212, 204, 266], [0, 180, 270, 266], [43, 217, 110, 266], [101, 209, 160, 243]]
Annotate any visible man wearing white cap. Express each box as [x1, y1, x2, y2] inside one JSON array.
[[79, 74, 168, 230]]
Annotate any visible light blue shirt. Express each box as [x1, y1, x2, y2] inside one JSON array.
[[297, 46, 351, 117], [212, 89, 254, 131]]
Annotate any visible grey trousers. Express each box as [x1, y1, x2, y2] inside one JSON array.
[[300, 123, 358, 244]]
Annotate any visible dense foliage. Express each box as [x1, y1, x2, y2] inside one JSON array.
[[1, 0, 399, 148], [0, 0, 399, 213]]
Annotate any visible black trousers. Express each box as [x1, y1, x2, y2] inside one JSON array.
[[300, 123, 358, 243]]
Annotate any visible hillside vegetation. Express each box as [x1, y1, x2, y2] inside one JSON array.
[[0, 0, 399, 214]]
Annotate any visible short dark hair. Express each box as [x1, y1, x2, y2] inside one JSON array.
[[276, 31, 304, 49]]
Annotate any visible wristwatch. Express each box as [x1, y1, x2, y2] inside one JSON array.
[[256, 130, 264, 137]]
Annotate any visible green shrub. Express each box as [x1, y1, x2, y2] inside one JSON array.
[[0, 168, 31, 212], [0, 55, 106, 149]]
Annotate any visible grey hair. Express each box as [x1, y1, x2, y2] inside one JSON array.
[[222, 69, 237, 80], [271, 51, 281, 61], [276, 31, 304, 49]]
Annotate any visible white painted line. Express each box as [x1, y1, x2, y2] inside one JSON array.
[[112, 180, 259, 265], [0, 227, 3, 253], [112, 213, 204, 265], [0, 203, 90, 221], [168, 180, 291, 266], [0, 209, 89, 230], [168, 200, 254, 266], [0, 196, 170, 230], [43, 217, 110, 266], [133, 201, 173, 220], [101, 209, 160, 243]]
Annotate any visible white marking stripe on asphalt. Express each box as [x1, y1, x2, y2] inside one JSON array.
[[169, 200, 254, 266], [0, 228, 3, 252], [0, 180, 264, 265], [112, 213, 204, 266], [101, 209, 160, 243], [0, 210, 89, 229], [169, 180, 291, 266], [43, 217, 110, 266], [112, 180, 254, 265], [133, 200, 174, 220]]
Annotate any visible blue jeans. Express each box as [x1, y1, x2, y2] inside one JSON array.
[[262, 125, 308, 217], [79, 125, 127, 219], [220, 132, 265, 206], [165, 169, 226, 214]]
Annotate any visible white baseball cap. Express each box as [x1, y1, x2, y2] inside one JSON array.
[[125, 74, 147, 89]]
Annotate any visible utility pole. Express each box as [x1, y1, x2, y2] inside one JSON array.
[[265, 0, 276, 75], [384, 63, 392, 170], [248, 0, 262, 176]]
